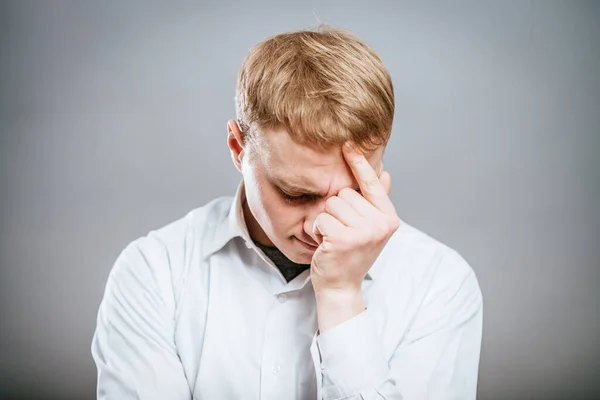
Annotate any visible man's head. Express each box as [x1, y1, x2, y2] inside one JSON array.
[[227, 25, 394, 264]]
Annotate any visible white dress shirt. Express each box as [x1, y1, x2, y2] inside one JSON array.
[[91, 182, 483, 399]]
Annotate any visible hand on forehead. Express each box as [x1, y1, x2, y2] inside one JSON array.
[[314, 144, 384, 195], [342, 143, 384, 174], [263, 132, 384, 195], [342, 142, 393, 213]]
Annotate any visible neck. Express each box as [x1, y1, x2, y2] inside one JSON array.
[[242, 197, 275, 247]]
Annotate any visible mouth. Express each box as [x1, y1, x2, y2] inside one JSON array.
[[296, 237, 319, 250]]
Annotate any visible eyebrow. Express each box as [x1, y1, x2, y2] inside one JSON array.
[[270, 176, 325, 196]]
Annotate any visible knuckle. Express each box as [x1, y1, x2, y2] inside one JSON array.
[[324, 196, 338, 210], [350, 157, 363, 166], [338, 187, 354, 198], [363, 178, 379, 190], [320, 239, 333, 252]]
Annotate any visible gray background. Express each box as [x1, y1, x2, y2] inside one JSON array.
[[1, 1, 598, 399]]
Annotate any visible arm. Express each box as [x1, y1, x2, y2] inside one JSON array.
[[311, 248, 483, 400], [91, 239, 191, 399]]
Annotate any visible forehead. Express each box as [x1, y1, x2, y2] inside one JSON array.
[[255, 128, 383, 193]]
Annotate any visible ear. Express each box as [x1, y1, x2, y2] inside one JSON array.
[[227, 119, 245, 172]]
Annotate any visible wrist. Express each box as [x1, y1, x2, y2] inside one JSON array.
[[314, 286, 362, 304], [315, 287, 365, 333]]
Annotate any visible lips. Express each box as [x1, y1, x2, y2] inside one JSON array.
[[297, 237, 319, 248]]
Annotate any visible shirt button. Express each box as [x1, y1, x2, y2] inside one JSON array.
[[244, 241, 252, 249], [277, 294, 287, 303], [271, 365, 281, 374]]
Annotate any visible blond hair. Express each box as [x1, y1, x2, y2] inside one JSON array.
[[235, 24, 395, 153]]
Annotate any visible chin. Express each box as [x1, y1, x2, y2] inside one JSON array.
[[294, 253, 313, 265], [281, 243, 312, 264], [292, 248, 315, 265], [274, 237, 315, 265]]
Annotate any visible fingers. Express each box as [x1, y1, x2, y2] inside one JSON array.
[[324, 196, 363, 227], [313, 212, 345, 241], [342, 143, 395, 215], [337, 187, 374, 218]]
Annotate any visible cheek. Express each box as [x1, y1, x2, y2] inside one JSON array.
[[242, 165, 304, 233], [259, 195, 307, 236], [247, 184, 299, 229], [265, 197, 305, 230]]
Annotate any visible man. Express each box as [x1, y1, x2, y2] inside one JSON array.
[[91, 25, 483, 399]]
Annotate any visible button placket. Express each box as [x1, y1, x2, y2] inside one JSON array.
[[260, 294, 296, 399]]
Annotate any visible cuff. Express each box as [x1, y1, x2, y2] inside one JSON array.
[[312, 307, 389, 399]]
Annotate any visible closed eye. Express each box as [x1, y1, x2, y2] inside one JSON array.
[[281, 192, 319, 203]]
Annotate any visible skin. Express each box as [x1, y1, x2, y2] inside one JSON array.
[[227, 119, 401, 333]]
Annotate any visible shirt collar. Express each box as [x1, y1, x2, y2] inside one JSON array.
[[205, 180, 251, 256], [206, 180, 390, 281]]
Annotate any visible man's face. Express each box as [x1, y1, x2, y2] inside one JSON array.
[[235, 126, 384, 265]]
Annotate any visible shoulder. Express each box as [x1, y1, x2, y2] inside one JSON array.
[[382, 220, 482, 301], [377, 221, 483, 342], [107, 196, 234, 300], [125, 195, 233, 259]]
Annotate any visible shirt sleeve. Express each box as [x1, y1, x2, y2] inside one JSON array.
[[91, 238, 192, 400], [311, 248, 483, 400]]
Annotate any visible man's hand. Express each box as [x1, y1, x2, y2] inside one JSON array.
[[311, 142, 401, 333]]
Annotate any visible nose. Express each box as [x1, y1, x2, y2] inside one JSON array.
[[303, 199, 327, 244]]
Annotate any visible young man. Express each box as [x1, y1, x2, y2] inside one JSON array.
[[91, 25, 483, 399]]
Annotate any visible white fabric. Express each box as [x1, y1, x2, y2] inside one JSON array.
[[91, 181, 483, 399]]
